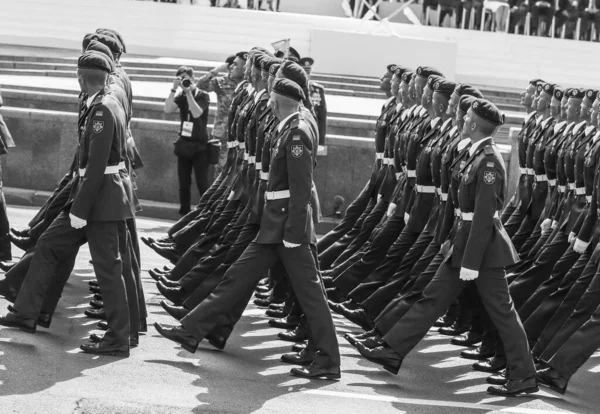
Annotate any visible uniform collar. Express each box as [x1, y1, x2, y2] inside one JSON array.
[[254, 88, 266, 103], [468, 137, 493, 157], [86, 90, 101, 108], [277, 111, 299, 133]]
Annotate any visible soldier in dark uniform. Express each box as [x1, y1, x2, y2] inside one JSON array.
[[298, 57, 327, 146], [0, 51, 134, 357], [355, 99, 538, 397], [155, 78, 340, 380]]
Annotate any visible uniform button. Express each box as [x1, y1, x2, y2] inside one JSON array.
[[281, 208, 285, 212]]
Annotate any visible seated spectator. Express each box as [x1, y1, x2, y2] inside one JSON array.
[[554, 0, 580, 38], [580, 0, 600, 40], [531, 0, 555, 36], [509, 0, 530, 34]]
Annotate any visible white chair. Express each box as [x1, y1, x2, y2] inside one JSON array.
[[480, 0, 511, 32], [512, 11, 531, 35], [461, 6, 476, 29]]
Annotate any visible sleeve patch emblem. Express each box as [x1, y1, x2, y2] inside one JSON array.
[[484, 171, 496, 185], [291, 145, 304, 158], [92, 120, 104, 134]]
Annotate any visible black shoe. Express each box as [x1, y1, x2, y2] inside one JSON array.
[[88, 280, 98, 287], [290, 363, 341, 380], [329, 299, 359, 314], [89, 285, 101, 294], [343, 308, 374, 331], [486, 371, 507, 385], [254, 295, 285, 307], [268, 302, 284, 310], [450, 331, 483, 347], [149, 268, 167, 282], [0, 262, 15, 272], [159, 276, 179, 288], [433, 314, 454, 328], [438, 322, 469, 336], [536, 368, 568, 395], [326, 287, 346, 303], [291, 342, 307, 352], [150, 244, 181, 263], [0, 311, 36, 333], [80, 341, 130, 357], [281, 350, 315, 366], [359, 335, 385, 349], [89, 333, 139, 348], [10, 234, 33, 251], [255, 285, 271, 293], [89, 299, 104, 310], [268, 316, 300, 329], [84, 308, 106, 320], [487, 377, 539, 396], [460, 345, 494, 360], [0, 279, 18, 302], [473, 357, 507, 373], [37, 312, 52, 329], [344, 332, 371, 348], [277, 326, 309, 342], [154, 322, 199, 353], [205, 332, 227, 350], [141, 236, 156, 248], [93, 293, 103, 301], [156, 282, 186, 306], [322, 276, 335, 289], [160, 300, 189, 321], [265, 308, 287, 318], [355, 342, 403, 375], [255, 290, 272, 299], [10, 227, 29, 238], [97, 320, 108, 330]]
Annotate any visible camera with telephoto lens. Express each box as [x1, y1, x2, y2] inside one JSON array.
[[181, 77, 192, 88]]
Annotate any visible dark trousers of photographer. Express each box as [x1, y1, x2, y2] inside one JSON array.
[[174, 139, 210, 216]]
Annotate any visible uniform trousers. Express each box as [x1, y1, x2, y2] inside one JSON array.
[[503, 201, 526, 238], [373, 249, 445, 335], [317, 180, 373, 252], [348, 229, 426, 304], [333, 213, 405, 295], [328, 199, 389, 270], [362, 230, 440, 318], [510, 213, 536, 253], [548, 305, 600, 380], [181, 241, 340, 367], [319, 198, 376, 270], [181, 222, 260, 306], [533, 259, 600, 360], [382, 262, 535, 380], [14, 211, 130, 345]]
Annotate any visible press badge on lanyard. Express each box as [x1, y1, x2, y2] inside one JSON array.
[[181, 112, 194, 138]]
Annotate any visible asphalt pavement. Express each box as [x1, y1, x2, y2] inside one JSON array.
[[0, 206, 598, 414]]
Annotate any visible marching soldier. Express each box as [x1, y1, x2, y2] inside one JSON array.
[[298, 57, 327, 146]]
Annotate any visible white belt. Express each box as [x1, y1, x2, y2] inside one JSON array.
[[227, 190, 234, 201], [265, 190, 290, 200], [558, 185, 566, 193], [569, 183, 576, 190], [527, 168, 535, 175], [576, 187, 586, 195], [376, 152, 384, 160], [227, 140, 239, 148], [407, 170, 416, 178], [78, 161, 125, 177], [255, 162, 262, 170], [461, 211, 499, 221], [587, 195, 593, 203], [548, 179, 557, 186], [416, 185, 436, 193], [441, 193, 448, 201], [454, 208, 461, 217], [535, 174, 547, 182], [384, 158, 393, 165], [243, 153, 249, 161], [260, 172, 269, 181], [395, 172, 401, 180], [519, 167, 527, 175], [435, 187, 442, 195], [248, 156, 256, 165], [238, 141, 246, 149]]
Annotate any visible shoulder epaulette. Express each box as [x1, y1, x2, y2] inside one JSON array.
[[525, 111, 537, 124], [430, 117, 441, 129], [554, 120, 567, 134], [289, 116, 300, 130], [573, 121, 587, 135], [585, 125, 596, 136], [457, 138, 470, 151], [483, 145, 495, 155]]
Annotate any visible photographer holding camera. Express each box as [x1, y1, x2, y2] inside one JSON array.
[[165, 66, 211, 215]]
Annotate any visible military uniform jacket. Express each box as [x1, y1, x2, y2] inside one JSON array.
[[526, 116, 555, 220], [512, 111, 538, 212], [573, 132, 600, 246], [257, 113, 318, 245], [227, 81, 249, 143], [448, 138, 519, 270], [70, 88, 134, 222], [308, 81, 327, 146]]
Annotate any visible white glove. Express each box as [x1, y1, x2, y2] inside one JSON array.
[[69, 213, 87, 229], [404, 213, 410, 223], [283, 240, 300, 248], [568, 232, 576, 243], [573, 238, 589, 254], [387, 203, 397, 217], [459, 267, 479, 281], [540, 218, 552, 231], [551, 220, 558, 229]]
